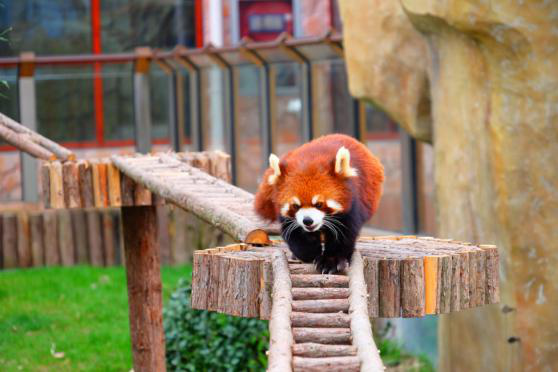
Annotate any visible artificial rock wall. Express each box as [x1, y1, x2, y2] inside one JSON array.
[[339, 0, 558, 371]]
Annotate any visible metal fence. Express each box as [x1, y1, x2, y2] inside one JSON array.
[[0, 32, 433, 235]]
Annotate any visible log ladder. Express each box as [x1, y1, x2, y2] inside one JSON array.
[[269, 250, 383, 371]]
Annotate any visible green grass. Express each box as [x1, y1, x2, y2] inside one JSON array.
[[0, 265, 191, 372]]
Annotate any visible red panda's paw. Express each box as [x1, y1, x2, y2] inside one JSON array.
[[314, 255, 349, 275]]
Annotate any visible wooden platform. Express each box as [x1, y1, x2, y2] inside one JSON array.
[[192, 236, 499, 319], [41, 151, 232, 209]]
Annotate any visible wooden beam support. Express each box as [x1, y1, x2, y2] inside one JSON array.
[[121, 206, 166, 372]]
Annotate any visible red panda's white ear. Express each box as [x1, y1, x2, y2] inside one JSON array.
[[267, 153, 282, 185], [335, 147, 358, 178]]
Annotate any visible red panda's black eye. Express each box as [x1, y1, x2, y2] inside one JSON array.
[[292, 205, 300, 211], [315, 202, 323, 209]]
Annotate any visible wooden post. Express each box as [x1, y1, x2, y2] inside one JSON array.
[[29, 212, 45, 267], [2, 214, 18, 269], [121, 206, 166, 372]]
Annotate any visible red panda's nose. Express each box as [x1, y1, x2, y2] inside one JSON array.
[[302, 217, 314, 226]]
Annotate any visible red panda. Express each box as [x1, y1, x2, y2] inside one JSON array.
[[254, 134, 384, 273]]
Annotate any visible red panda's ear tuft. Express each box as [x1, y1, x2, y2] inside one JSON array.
[[267, 153, 283, 185], [334, 147, 358, 178]]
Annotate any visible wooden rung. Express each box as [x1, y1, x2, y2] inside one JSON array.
[[291, 274, 349, 288], [291, 312, 350, 328], [292, 299, 349, 313], [289, 263, 318, 275], [292, 288, 350, 300], [292, 328, 352, 345], [292, 356, 360, 371], [292, 343, 357, 358]]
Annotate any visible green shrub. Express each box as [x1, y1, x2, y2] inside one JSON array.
[[164, 278, 269, 371]]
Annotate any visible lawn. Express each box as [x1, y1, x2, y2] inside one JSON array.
[[0, 265, 191, 372]]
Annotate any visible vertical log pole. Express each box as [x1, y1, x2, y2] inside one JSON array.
[[121, 206, 166, 372]]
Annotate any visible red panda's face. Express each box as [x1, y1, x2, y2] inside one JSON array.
[[275, 166, 352, 232]]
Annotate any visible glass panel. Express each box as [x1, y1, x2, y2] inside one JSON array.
[[102, 63, 134, 142], [177, 69, 193, 151], [0, 68, 19, 122], [0, 1, 91, 56], [0, 69, 18, 147], [272, 62, 303, 156], [150, 68, 170, 141], [101, 0, 196, 53], [235, 65, 264, 192], [312, 59, 355, 138], [35, 66, 95, 143], [417, 141, 435, 235], [200, 66, 228, 152], [365, 104, 402, 232]]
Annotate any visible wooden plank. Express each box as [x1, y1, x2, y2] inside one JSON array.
[[71, 209, 89, 264], [49, 161, 65, 209], [62, 161, 80, 208], [98, 161, 109, 207], [16, 213, 32, 267], [475, 249, 487, 306], [2, 214, 18, 268], [86, 210, 104, 266], [107, 163, 122, 207], [91, 160, 103, 208], [29, 213, 45, 267], [121, 206, 166, 372], [438, 255, 452, 313], [78, 160, 94, 208], [378, 259, 400, 317], [363, 256, 379, 317], [480, 245, 500, 304], [401, 258, 425, 317], [423, 256, 437, 315], [41, 162, 51, 208], [102, 211, 116, 266], [460, 251, 470, 309], [450, 253, 461, 312], [120, 174, 136, 206], [43, 210, 60, 266], [191, 252, 210, 310], [58, 210, 75, 266]]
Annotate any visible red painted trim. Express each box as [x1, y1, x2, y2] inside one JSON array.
[[195, 0, 204, 47], [91, 0, 105, 145]]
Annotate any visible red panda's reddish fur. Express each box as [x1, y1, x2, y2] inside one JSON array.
[[254, 134, 384, 222]]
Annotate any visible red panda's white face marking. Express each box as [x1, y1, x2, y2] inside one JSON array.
[[280, 197, 302, 217], [326, 199, 343, 213], [295, 207, 325, 232]]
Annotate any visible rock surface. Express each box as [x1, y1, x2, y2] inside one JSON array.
[[339, 0, 432, 142], [340, 0, 558, 370]]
